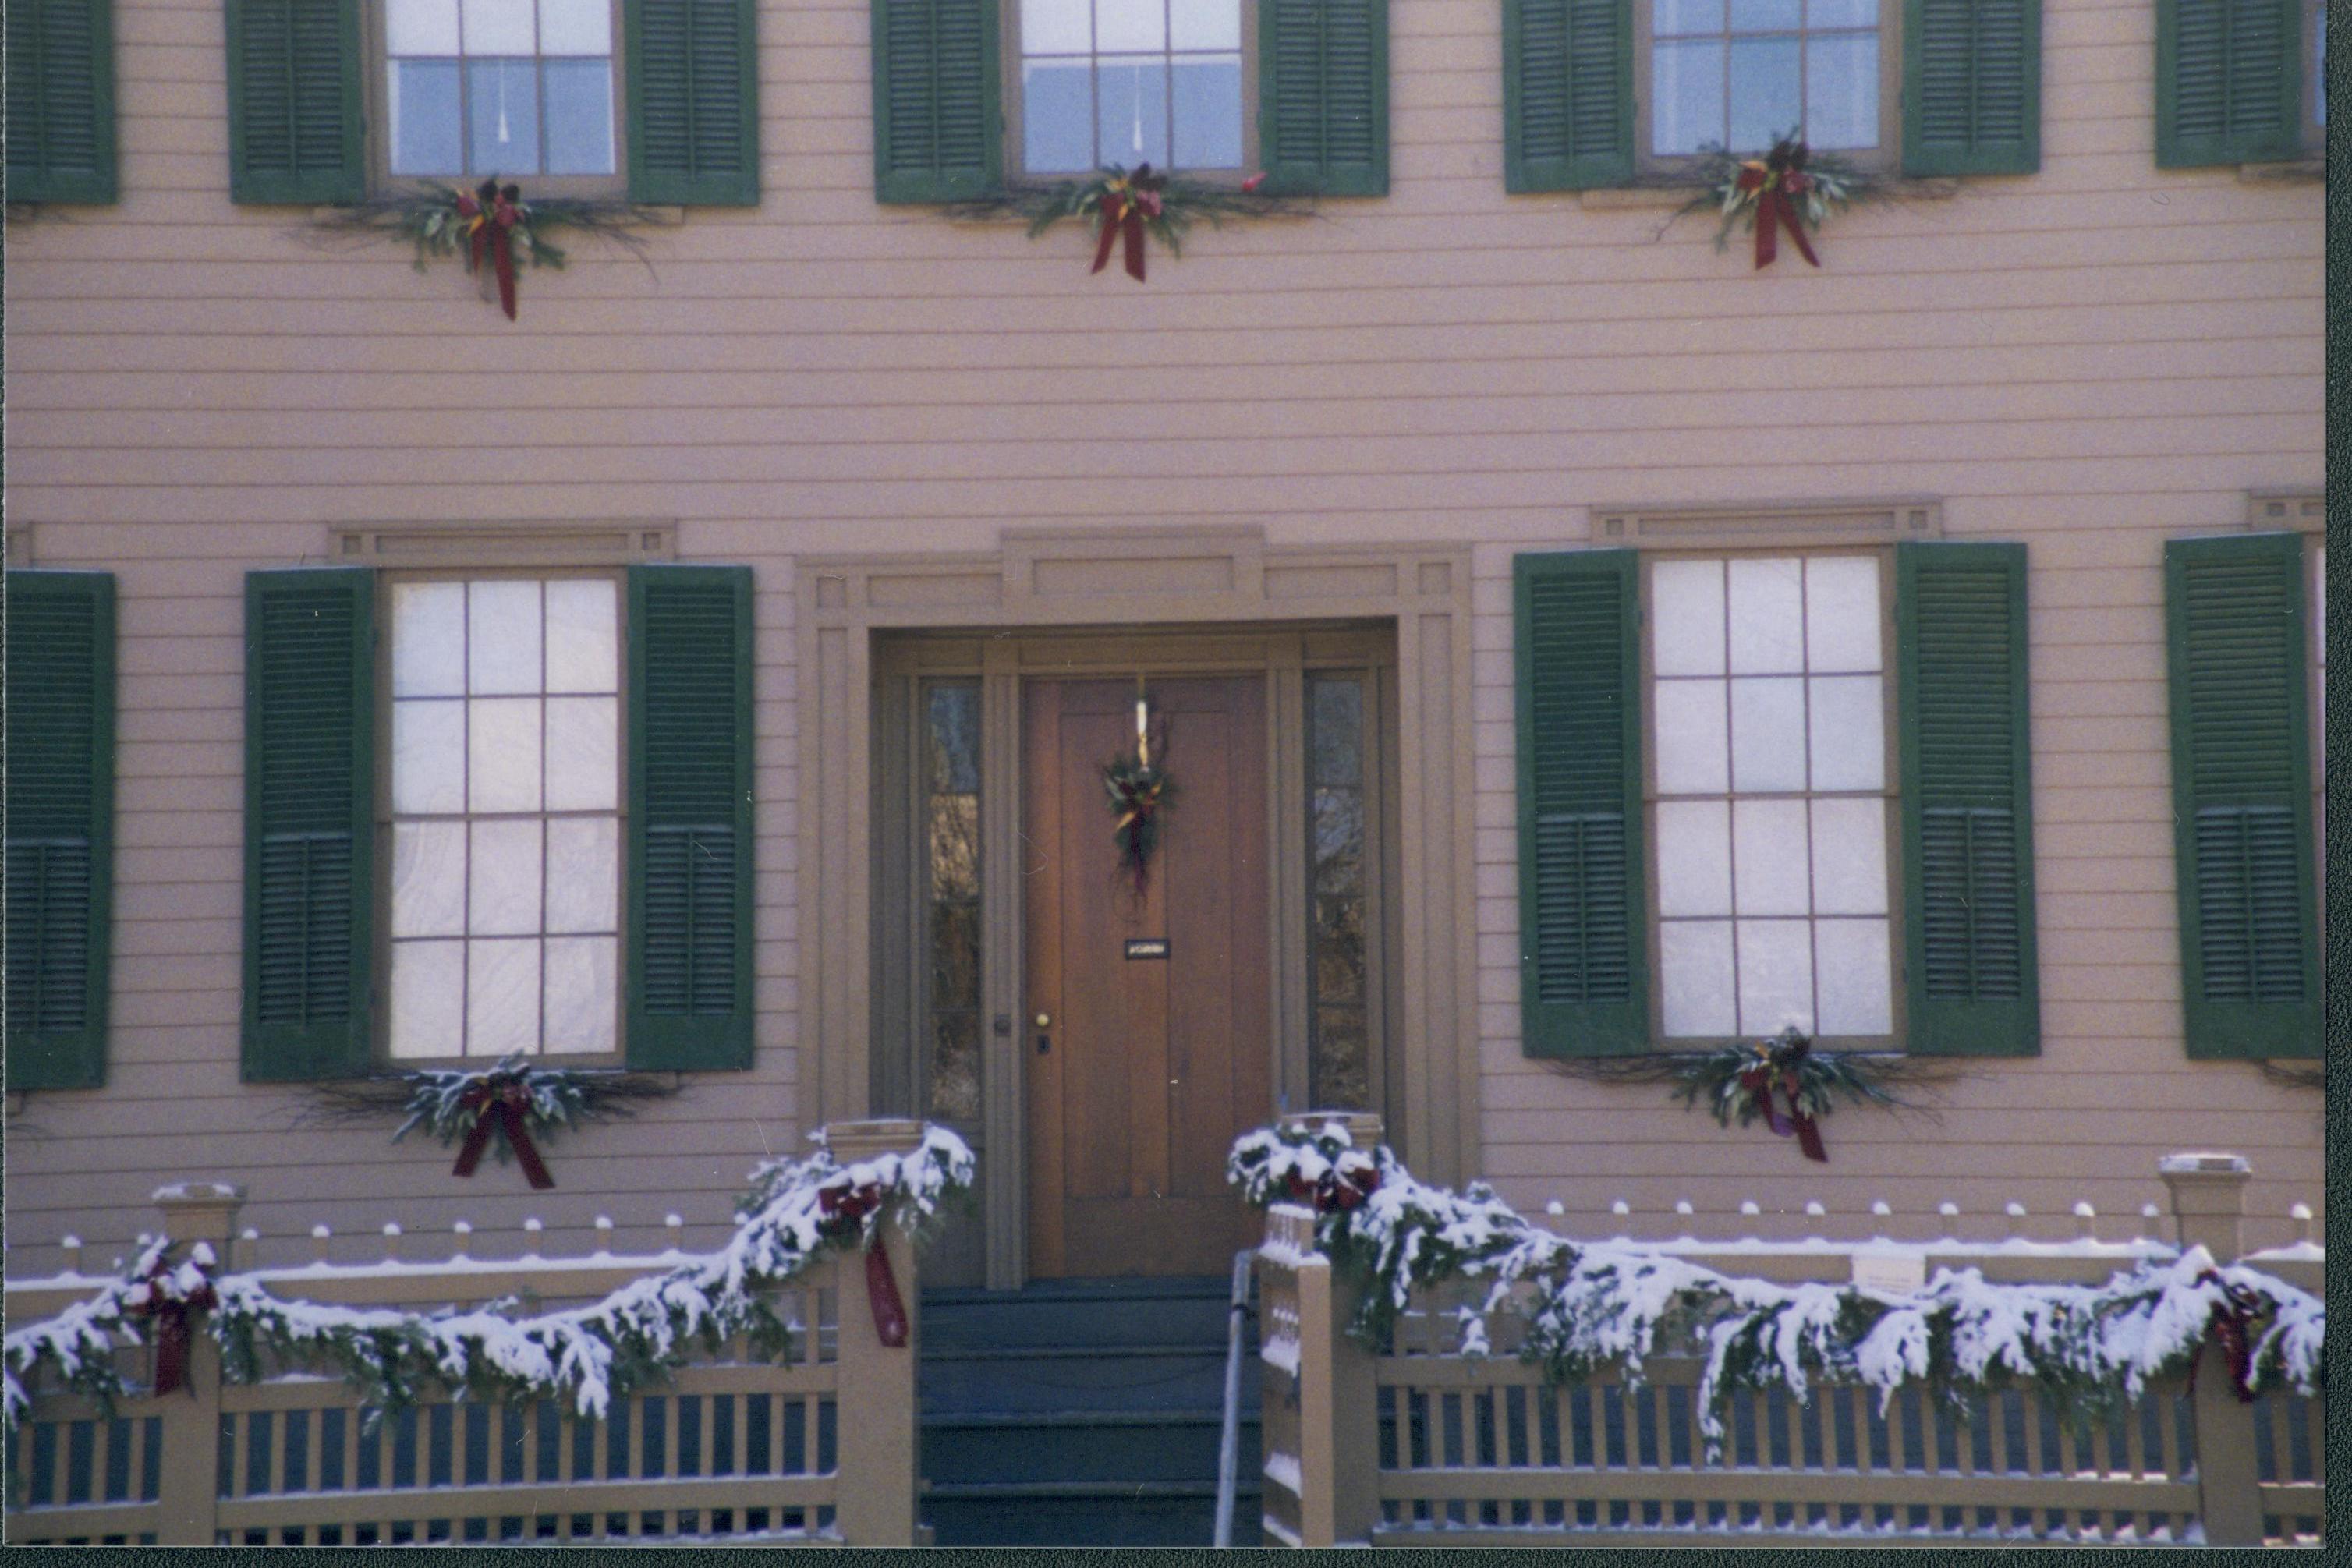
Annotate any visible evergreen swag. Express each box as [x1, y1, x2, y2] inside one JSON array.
[[314, 181, 658, 319], [3, 1127, 976, 1440], [948, 165, 1301, 281], [1228, 1121, 2324, 1459], [1677, 136, 1873, 270], [310, 1054, 678, 1189]]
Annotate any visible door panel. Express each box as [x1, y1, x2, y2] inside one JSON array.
[[1023, 676, 1271, 1278]]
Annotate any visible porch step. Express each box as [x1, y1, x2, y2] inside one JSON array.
[[922, 1481, 1263, 1549], [923, 1409, 1259, 1486]]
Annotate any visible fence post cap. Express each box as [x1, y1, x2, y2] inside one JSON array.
[[826, 1118, 930, 1163], [152, 1182, 246, 1244], [2158, 1152, 2252, 1177], [1280, 1111, 1385, 1149]]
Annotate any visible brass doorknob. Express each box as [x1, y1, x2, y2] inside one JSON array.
[[1034, 1012, 1052, 1029]]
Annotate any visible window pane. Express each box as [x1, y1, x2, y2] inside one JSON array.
[[1311, 1007, 1372, 1111], [1023, 62, 1095, 172], [1652, 559, 1727, 677], [538, 0, 611, 55], [1170, 0, 1240, 52], [1730, 797, 1809, 915], [1309, 681, 1365, 787], [467, 59, 543, 175], [389, 60, 465, 175], [1022, 0, 1092, 53], [1803, 556, 1880, 671], [1652, 0, 1725, 34], [393, 582, 467, 696], [544, 936, 617, 1054], [462, 0, 536, 55], [1096, 57, 1171, 166], [1652, 38, 1725, 153], [1727, 557, 1805, 673], [1726, 35, 1801, 151], [389, 940, 466, 1058], [1172, 55, 1242, 168], [1659, 919, 1737, 1035], [1805, 33, 1879, 150], [468, 581, 543, 696], [545, 696, 618, 811], [546, 817, 619, 932], [1096, 0, 1165, 54], [930, 903, 980, 1011], [1807, 674, 1883, 791], [393, 700, 467, 814], [1813, 918, 1891, 1035], [393, 821, 468, 936], [1809, 0, 1877, 29], [467, 938, 542, 1056], [926, 686, 981, 792], [1655, 799, 1732, 916], [544, 59, 615, 174], [930, 795, 980, 900], [1654, 678, 1729, 795], [1734, 918, 1812, 1034], [1808, 796, 1886, 914], [1313, 897, 1366, 1003], [929, 1013, 982, 1121], [544, 579, 617, 694], [1729, 676, 1806, 791], [387, 0, 461, 55], [468, 697, 544, 812], [469, 819, 544, 935], [1728, 0, 1799, 27]]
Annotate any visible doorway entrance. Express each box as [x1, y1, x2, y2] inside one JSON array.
[[1022, 676, 1271, 1278]]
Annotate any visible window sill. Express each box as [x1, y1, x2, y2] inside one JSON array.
[[1577, 175, 1960, 211], [309, 203, 686, 225], [2237, 155, 2325, 184]]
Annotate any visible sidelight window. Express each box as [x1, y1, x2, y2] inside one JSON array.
[[923, 681, 985, 1122]]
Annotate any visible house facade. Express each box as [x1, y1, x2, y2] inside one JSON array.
[[4, 0, 2326, 1301]]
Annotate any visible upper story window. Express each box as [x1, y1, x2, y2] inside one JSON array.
[[1014, 0, 1247, 175], [387, 575, 622, 1059], [382, 0, 618, 181], [1645, 0, 1886, 160]]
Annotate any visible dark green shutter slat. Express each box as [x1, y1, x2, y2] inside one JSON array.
[[871, 0, 1001, 203], [1258, 0, 1388, 196], [2156, 0, 2301, 166], [242, 569, 374, 1081], [5, 572, 115, 1090], [2164, 533, 2318, 1057], [224, 0, 363, 204], [5, 0, 119, 204], [1895, 543, 2039, 1056], [1514, 550, 1646, 1057], [625, 0, 760, 205], [1904, 0, 2039, 175], [1504, 0, 1631, 192], [627, 565, 753, 1070]]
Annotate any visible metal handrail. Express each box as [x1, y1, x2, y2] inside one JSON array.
[[1211, 1247, 1256, 1547]]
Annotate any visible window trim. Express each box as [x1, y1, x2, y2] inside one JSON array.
[[999, 0, 1263, 181], [1630, 0, 1905, 177], [363, 0, 631, 197], [371, 566, 632, 1069], [1636, 545, 1907, 1049]]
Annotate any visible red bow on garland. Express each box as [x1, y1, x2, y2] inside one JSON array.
[[1733, 140, 1821, 271], [1092, 165, 1167, 282], [816, 1180, 910, 1348], [1737, 1037, 1829, 1163], [1284, 1161, 1383, 1214], [129, 1250, 219, 1396], [456, 179, 524, 319], [452, 1077, 556, 1189], [2187, 1270, 2266, 1403]]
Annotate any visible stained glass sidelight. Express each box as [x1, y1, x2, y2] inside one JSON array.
[[1306, 674, 1373, 1110], [923, 684, 983, 1122]]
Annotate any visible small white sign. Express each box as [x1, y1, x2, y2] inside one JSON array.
[[1851, 1252, 1928, 1294]]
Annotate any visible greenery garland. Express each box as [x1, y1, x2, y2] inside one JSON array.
[[1673, 136, 1876, 268], [4, 1127, 976, 1440], [1229, 1121, 2323, 1459], [947, 164, 1305, 281], [306, 1054, 678, 1189], [311, 181, 661, 317], [1103, 752, 1174, 895]]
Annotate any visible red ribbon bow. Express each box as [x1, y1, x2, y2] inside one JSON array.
[[455, 179, 525, 319], [1739, 1037, 1828, 1163], [452, 1078, 555, 1189], [132, 1254, 218, 1396], [2187, 1270, 2264, 1402], [817, 1180, 909, 1348], [1091, 166, 1167, 282], [1733, 140, 1820, 271], [1283, 1161, 1383, 1214]]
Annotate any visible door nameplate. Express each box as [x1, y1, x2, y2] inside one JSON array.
[[1125, 939, 1171, 961]]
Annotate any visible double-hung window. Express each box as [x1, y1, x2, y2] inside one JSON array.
[[1514, 537, 2038, 1058], [1015, 0, 1247, 175], [242, 565, 755, 1079], [383, 0, 619, 183], [1645, 0, 1891, 162]]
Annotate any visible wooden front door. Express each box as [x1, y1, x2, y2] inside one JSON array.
[[1022, 676, 1272, 1278]]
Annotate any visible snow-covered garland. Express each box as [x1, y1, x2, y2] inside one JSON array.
[[1228, 1122, 2323, 1459], [4, 1127, 976, 1441]]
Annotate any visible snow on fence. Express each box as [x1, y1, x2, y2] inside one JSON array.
[[3, 1121, 933, 1547], [1256, 1118, 2323, 1550]]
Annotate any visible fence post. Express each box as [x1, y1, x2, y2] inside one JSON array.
[[151, 1182, 243, 1546], [1278, 1112, 1383, 1547], [2159, 1152, 2262, 1548], [821, 1119, 926, 1547]]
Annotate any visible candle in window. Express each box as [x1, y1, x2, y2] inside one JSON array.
[[1135, 692, 1150, 768]]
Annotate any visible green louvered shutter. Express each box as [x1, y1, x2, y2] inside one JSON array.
[[1895, 543, 2039, 1057], [225, 0, 363, 204], [5, 0, 119, 204], [1514, 551, 1647, 1056], [1904, 0, 2040, 175], [2156, 0, 2301, 166], [625, 0, 760, 205], [627, 566, 754, 1070], [1504, 0, 1631, 192], [2164, 534, 2318, 1057], [243, 570, 375, 1081], [871, 0, 1001, 203], [1258, 0, 1388, 196], [5, 572, 116, 1090]]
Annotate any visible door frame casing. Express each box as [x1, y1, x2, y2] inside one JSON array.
[[798, 527, 1478, 1290]]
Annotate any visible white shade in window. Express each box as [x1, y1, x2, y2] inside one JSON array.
[[538, 0, 611, 55], [1804, 557, 1881, 671], [467, 937, 543, 1056], [1660, 919, 1737, 1035], [468, 581, 544, 696], [393, 700, 467, 815], [390, 940, 466, 1058], [1656, 799, 1732, 916], [1654, 678, 1730, 793], [544, 579, 618, 693], [1652, 558, 1727, 677], [1813, 918, 1893, 1034], [462, 0, 537, 55], [1730, 798, 1809, 915], [1807, 674, 1884, 791], [1808, 797, 1888, 915], [1729, 676, 1807, 791], [387, 0, 461, 55], [1734, 919, 1813, 1034], [469, 819, 544, 935], [1727, 558, 1805, 674], [1022, 0, 1090, 51], [1169, 0, 1240, 51], [391, 820, 467, 936], [1095, 0, 1166, 53], [545, 696, 618, 811], [391, 582, 466, 696], [544, 936, 618, 1053], [547, 817, 619, 932], [467, 698, 544, 812]]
